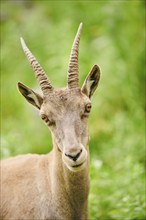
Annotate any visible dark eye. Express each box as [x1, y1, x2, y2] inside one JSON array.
[[40, 114, 55, 126], [81, 103, 92, 119], [85, 103, 92, 113], [41, 114, 48, 122]]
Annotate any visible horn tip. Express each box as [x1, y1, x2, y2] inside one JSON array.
[[20, 37, 27, 50], [79, 22, 83, 30], [20, 37, 24, 44]]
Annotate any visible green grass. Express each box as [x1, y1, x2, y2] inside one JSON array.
[[1, 1, 145, 219]]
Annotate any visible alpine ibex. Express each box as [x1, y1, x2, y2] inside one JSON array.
[[0, 23, 100, 220]]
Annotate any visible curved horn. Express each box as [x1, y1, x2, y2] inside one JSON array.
[[68, 23, 83, 89], [20, 37, 53, 96]]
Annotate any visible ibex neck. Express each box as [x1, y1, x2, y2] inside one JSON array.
[[51, 142, 90, 218]]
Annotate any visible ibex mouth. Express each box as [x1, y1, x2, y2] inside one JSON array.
[[72, 162, 84, 168]]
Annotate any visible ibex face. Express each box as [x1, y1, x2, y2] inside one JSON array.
[[40, 88, 91, 172], [18, 23, 100, 172]]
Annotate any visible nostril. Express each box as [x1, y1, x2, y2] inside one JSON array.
[[65, 149, 82, 162], [73, 149, 82, 161]]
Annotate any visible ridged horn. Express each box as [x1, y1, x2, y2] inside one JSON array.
[[68, 23, 83, 89], [20, 37, 53, 96]]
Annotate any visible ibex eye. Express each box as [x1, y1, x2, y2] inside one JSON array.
[[41, 114, 48, 121], [85, 103, 92, 113], [40, 114, 55, 126]]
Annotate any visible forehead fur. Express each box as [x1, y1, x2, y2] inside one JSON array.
[[42, 88, 90, 113]]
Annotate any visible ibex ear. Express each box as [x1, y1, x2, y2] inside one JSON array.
[[17, 82, 43, 109], [81, 65, 100, 99]]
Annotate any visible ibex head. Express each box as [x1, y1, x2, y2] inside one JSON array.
[[18, 23, 100, 172]]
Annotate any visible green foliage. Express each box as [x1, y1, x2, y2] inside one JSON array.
[[1, 1, 145, 219]]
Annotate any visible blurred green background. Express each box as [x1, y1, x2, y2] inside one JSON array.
[[1, 1, 145, 219]]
